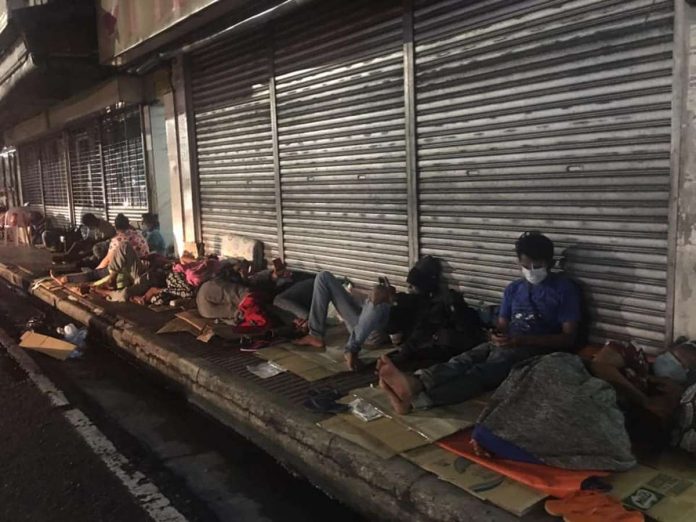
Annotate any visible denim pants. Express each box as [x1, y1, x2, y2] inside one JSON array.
[[413, 342, 536, 409], [308, 271, 390, 353], [273, 277, 315, 320]]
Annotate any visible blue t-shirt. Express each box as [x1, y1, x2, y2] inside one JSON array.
[[499, 273, 581, 336], [143, 229, 166, 255]]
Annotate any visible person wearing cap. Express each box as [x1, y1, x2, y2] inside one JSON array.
[[377, 231, 582, 413]]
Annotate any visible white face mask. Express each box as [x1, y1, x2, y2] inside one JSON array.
[[653, 351, 688, 383], [521, 266, 547, 285]]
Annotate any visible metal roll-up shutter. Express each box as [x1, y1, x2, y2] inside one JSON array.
[[102, 108, 149, 222], [40, 136, 71, 228], [69, 124, 106, 221], [274, 0, 408, 287], [191, 32, 278, 260], [414, 0, 673, 348], [18, 143, 43, 210]]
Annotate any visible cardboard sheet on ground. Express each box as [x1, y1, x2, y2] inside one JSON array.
[[19, 331, 76, 360], [607, 456, 696, 522], [403, 444, 546, 517], [319, 411, 432, 458], [175, 310, 209, 332], [156, 317, 201, 336], [256, 329, 394, 381], [351, 386, 486, 441]]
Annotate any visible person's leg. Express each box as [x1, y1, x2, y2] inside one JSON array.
[[295, 272, 361, 349], [273, 278, 315, 320], [379, 342, 532, 413], [342, 300, 391, 370], [107, 242, 141, 288]]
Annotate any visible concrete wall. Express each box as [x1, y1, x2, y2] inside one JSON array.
[[672, 1, 696, 341]]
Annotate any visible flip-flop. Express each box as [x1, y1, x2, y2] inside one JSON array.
[[545, 491, 616, 517]]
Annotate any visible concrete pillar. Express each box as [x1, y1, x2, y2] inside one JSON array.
[[671, 1, 696, 341], [162, 56, 198, 255]]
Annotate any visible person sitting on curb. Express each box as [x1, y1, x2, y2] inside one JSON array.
[[377, 231, 581, 413], [53, 213, 116, 266], [293, 271, 395, 371], [51, 214, 150, 292], [94, 214, 149, 271]]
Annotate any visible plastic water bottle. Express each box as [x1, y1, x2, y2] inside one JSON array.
[[57, 323, 88, 348]]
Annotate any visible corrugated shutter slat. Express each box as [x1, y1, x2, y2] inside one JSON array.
[[191, 32, 279, 260], [274, 0, 409, 286]]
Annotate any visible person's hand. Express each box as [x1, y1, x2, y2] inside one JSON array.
[[643, 393, 680, 424], [648, 375, 686, 399], [489, 330, 514, 348]]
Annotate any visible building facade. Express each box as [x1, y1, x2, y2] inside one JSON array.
[[2, 0, 695, 351]]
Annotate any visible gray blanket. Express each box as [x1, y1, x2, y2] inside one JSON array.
[[477, 352, 636, 471]]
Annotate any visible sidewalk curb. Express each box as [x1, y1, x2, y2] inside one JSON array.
[[0, 262, 535, 522]]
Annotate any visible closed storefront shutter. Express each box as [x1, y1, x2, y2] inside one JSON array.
[[68, 124, 106, 221], [274, 0, 408, 286], [40, 136, 71, 228], [18, 143, 42, 211], [414, 0, 674, 347], [101, 108, 149, 222], [190, 32, 278, 259]]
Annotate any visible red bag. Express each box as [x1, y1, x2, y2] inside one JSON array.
[[235, 293, 269, 328]]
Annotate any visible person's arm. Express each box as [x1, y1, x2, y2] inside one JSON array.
[[588, 345, 648, 405], [512, 320, 578, 351], [95, 245, 115, 270]]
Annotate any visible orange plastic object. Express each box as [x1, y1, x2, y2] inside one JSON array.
[[437, 430, 610, 498]]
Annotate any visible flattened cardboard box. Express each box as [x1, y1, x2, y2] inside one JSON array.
[[608, 459, 696, 522], [404, 445, 545, 517], [19, 331, 76, 361]]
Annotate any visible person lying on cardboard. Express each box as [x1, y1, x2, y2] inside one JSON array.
[[590, 339, 696, 450], [292, 271, 396, 371], [377, 231, 582, 414]]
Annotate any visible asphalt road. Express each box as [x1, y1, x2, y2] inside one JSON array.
[[0, 345, 153, 522], [0, 282, 365, 522]]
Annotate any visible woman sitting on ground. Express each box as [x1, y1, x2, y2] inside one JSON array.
[[141, 212, 166, 256]]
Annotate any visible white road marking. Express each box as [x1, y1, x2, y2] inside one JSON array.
[[0, 329, 189, 522]]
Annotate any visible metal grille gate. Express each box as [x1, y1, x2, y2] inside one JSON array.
[[40, 136, 71, 228], [68, 124, 106, 220], [413, 0, 674, 347], [18, 143, 42, 211], [101, 108, 149, 222], [16, 107, 149, 229]]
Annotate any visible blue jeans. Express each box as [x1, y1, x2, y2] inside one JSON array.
[[308, 271, 390, 354], [412, 342, 536, 409]]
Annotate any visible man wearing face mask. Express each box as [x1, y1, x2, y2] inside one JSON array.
[[378, 231, 582, 414]]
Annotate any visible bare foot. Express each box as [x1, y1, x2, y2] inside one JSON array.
[[378, 355, 422, 408], [130, 295, 146, 305], [379, 377, 412, 414], [292, 334, 325, 351], [344, 352, 363, 372], [49, 270, 68, 286]]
